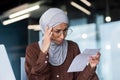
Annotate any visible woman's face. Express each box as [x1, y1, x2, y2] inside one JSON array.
[[51, 23, 68, 45]]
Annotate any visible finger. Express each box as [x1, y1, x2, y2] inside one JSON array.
[[97, 52, 101, 56], [49, 32, 53, 38], [90, 56, 96, 61], [95, 53, 101, 60], [48, 27, 53, 32], [44, 27, 49, 34], [45, 27, 52, 35], [47, 27, 53, 37], [45, 26, 49, 30], [89, 56, 99, 62], [89, 56, 95, 62], [91, 53, 100, 59]]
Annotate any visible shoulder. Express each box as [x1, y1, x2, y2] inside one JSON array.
[[67, 40, 81, 55], [25, 42, 40, 57], [67, 40, 78, 47], [26, 42, 39, 51], [67, 40, 80, 51]]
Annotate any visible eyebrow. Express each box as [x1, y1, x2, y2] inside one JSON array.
[[53, 27, 68, 31]]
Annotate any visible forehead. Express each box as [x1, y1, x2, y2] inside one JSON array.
[[53, 23, 68, 29]]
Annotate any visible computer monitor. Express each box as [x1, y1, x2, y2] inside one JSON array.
[[0, 44, 16, 80]]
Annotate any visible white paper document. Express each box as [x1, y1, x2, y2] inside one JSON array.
[[67, 49, 100, 72]]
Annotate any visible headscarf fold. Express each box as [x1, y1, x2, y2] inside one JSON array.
[[39, 8, 68, 33], [38, 8, 68, 66]]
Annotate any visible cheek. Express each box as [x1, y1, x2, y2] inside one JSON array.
[[64, 33, 67, 37], [51, 34, 58, 41]]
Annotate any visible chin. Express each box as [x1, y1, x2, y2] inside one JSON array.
[[55, 41, 63, 45], [52, 39, 64, 45], [59, 41, 64, 44]]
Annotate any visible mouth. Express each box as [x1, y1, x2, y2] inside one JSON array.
[[59, 39, 64, 43]]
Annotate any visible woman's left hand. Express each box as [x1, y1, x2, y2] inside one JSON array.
[[89, 52, 101, 68]]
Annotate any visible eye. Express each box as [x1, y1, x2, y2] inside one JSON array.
[[63, 28, 68, 32], [55, 30, 61, 33]]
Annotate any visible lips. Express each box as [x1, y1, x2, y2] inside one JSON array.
[[59, 39, 64, 43]]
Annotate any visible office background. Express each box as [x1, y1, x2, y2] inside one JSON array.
[[0, 0, 120, 80]]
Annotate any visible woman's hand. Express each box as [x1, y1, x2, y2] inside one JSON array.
[[41, 27, 53, 53], [89, 52, 101, 68]]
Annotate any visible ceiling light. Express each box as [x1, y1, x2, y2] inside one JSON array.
[[70, 1, 91, 15], [82, 33, 87, 39], [105, 44, 111, 50], [3, 14, 30, 25], [28, 25, 41, 31], [80, 0, 91, 7], [117, 43, 120, 48], [105, 16, 111, 22], [9, 5, 40, 18], [105, 0, 111, 22]]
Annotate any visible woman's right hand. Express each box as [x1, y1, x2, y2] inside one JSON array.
[[41, 27, 53, 53]]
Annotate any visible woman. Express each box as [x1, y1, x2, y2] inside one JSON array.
[[25, 8, 100, 80]]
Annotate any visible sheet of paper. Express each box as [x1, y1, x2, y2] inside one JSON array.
[[67, 49, 100, 72]]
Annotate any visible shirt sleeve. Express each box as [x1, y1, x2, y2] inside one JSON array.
[[25, 44, 50, 80], [73, 43, 99, 80], [76, 65, 99, 80]]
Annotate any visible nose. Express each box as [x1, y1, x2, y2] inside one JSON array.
[[59, 32, 65, 39]]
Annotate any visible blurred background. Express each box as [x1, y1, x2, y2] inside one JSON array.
[[0, 0, 120, 80]]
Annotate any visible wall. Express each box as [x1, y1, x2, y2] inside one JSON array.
[[0, 19, 28, 80]]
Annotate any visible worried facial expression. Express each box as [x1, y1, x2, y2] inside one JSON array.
[[51, 23, 68, 44]]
